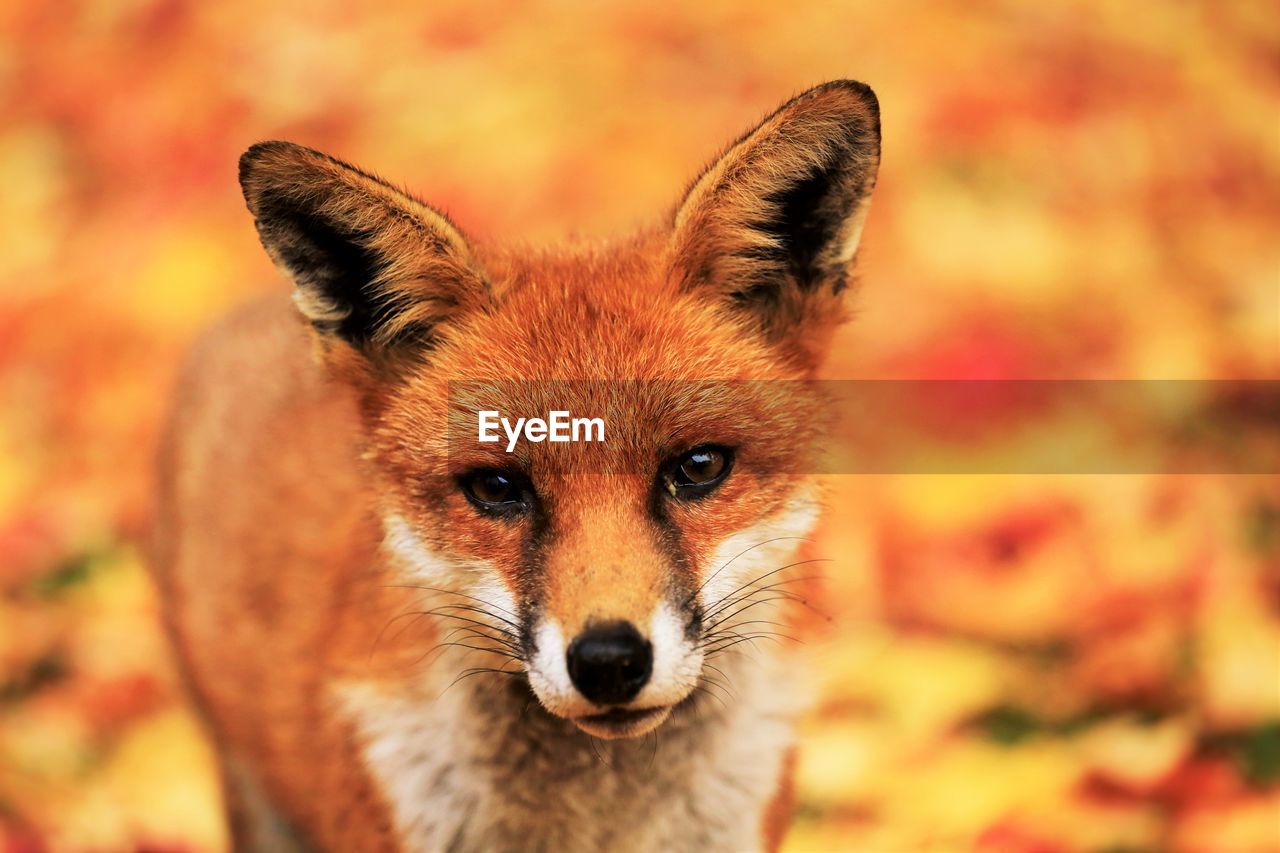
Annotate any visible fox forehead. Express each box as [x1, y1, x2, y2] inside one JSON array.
[[420, 236, 802, 383]]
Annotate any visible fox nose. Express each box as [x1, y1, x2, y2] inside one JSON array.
[[566, 621, 653, 706]]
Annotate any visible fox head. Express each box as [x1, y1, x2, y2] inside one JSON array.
[[239, 81, 880, 739]]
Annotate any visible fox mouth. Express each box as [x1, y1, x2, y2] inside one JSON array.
[[572, 705, 672, 739]]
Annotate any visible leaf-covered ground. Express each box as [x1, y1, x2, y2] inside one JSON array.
[[1, 1, 1277, 850]]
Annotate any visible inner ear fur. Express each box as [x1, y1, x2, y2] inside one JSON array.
[[239, 141, 489, 369], [669, 80, 881, 359]]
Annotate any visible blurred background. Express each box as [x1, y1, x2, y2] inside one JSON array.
[[1, 1, 1277, 850]]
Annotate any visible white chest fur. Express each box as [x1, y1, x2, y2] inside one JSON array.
[[334, 648, 803, 853]]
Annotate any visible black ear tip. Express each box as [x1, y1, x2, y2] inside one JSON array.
[[809, 79, 879, 121], [239, 140, 300, 188], [838, 79, 879, 116]]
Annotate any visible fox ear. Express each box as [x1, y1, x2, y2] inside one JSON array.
[[239, 141, 488, 369], [669, 81, 880, 364]]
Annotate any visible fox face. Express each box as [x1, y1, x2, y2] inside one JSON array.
[[238, 81, 880, 740]]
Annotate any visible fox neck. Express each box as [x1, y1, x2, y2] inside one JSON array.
[[334, 643, 804, 851]]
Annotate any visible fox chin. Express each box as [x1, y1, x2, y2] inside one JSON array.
[[151, 80, 880, 852]]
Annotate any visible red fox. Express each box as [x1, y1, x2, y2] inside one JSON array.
[[151, 80, 880, 851]]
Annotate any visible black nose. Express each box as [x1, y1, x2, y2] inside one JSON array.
[[566, 621, 653, 706]]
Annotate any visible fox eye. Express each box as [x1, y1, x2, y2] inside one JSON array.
[[663, 445, 734, 500], [459, 469, 533, 516]]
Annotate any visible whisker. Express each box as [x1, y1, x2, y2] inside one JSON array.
[[703, 634, 789, 657], [705, 591, 811, 628], [690, 683, 729, 713], [587, 736, 612, 769], [427, 602, 521, 632], [703, 632, 798, 656], [411, 638, 520, 669], [384, 584, 521, 625], [697, 671, 736, 703], [702, 578, 823, 625], [701, 617, 788, 637], [430, 630, 514, 655], [440, 661, 523, 697], [685, 536, 815, 607], [374, 607, 522, 668], [418, 607, 520, 638], [435, 640, 520, 658], [706, 589, 829, 628], [369, 609, 432, 663], [700, 661, 739, 699], [688, 692, 704, 724], [438, 624, 522, 655], [700, 559, 830, 620], [706, 558, 830, 608], [704, 617, 790, 635]]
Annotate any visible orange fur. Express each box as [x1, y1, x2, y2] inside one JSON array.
[[152, 81, 880, 850]]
